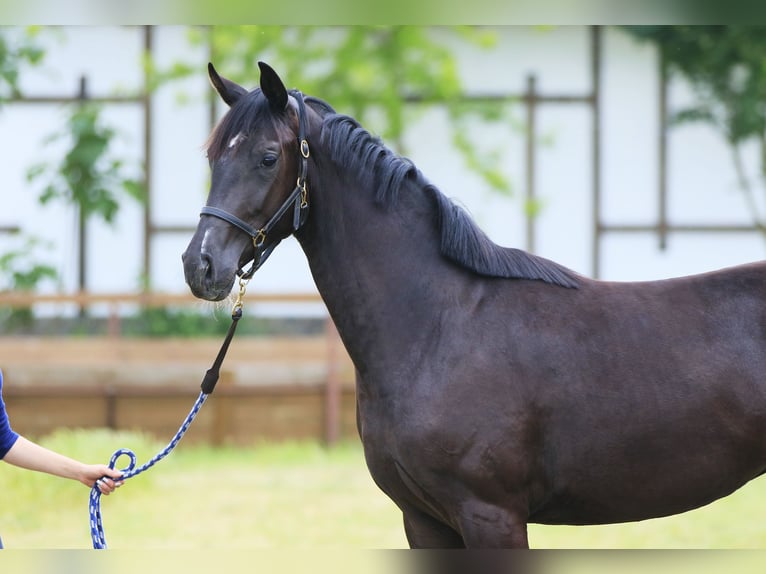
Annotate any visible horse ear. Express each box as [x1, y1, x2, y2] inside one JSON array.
[[258, 61, 288, 112], [208, 62, 247, 107]]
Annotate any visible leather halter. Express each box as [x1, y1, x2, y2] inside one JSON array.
[[199, 90, 310, 279]]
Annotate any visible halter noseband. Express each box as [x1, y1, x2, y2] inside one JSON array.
[[199, 90, 310, 279]]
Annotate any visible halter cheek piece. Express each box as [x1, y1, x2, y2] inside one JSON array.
[[199, 90, 310, 280]]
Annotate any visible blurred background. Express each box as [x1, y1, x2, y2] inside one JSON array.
[[0, 26, 766, 454], [3, 25, 766, 548], [0, 26, 766, 443], [3, 24, 766, 443]]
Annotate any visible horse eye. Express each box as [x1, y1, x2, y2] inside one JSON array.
[[261, 154, 278, 168]]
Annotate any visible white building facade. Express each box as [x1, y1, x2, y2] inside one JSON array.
[[1, 26, 764, 316]]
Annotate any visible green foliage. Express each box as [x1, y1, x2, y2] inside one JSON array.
[[0, 26, 44, 102], [450, 108, 514, 196], [624, 26, 766, 147], [151, 26, 514, 195], [203, 26, 463, 135], [622, 26, 766, 228], [122, 306, 234, 338], [119, 307, 322, 338], [0, 27, 55, 312], [26, 103, 145, 224], [0, 234, 58, 330], [0, 236, 57, 292]]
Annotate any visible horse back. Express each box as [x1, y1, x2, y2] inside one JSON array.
[[504, 260, 766, 524]]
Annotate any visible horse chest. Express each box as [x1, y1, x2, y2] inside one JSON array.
[[358, 421, 458, 526], [355, 382, 444, 507]]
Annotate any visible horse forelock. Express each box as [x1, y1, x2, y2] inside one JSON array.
[[205, 89, 293, 162], [316, 113, 580, 289]]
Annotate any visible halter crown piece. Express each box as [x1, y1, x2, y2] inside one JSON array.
[[200, 90, 311, 279]]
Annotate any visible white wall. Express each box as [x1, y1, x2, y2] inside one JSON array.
[[2, 26, 765, 317]]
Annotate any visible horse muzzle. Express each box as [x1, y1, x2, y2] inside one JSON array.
[[181, 246, 237, 302]]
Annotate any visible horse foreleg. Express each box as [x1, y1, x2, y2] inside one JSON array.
[[402, 507, 466, 548], [455, 501, 530, 548]]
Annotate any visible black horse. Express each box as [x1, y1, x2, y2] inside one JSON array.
[[183, 62, 766, 548]]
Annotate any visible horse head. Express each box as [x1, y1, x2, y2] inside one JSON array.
[[182, 62, 312, 301]]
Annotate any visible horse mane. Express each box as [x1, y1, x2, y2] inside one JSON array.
[[206, 92, 578, 288], [319, 114, 579, 289]]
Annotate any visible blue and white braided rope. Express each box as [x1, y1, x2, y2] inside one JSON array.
[[89, 391, 209, 549]]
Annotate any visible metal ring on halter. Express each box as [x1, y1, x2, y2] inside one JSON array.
[[253, 229, 266, 247]]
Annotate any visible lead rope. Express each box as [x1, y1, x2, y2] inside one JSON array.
[[89, 278, 250, 549]]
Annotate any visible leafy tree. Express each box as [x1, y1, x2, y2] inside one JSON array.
[[0, 237, 57, 291], [0, 27, 55, 298], [150, 26, 514, 196], [2, 26, 145, 303], [0, 237, 57, 329], [26, 103, 145, 224], [623, 26, 766, 230], [0, 26, 44, 102]]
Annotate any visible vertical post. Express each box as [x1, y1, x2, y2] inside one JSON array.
[[208, 26, 219, 134], [105, 386, 117, 430], [77, 76, 88, 317], [658, 45, 669, 251], [525, 74, 537, 254], [590, 25, 603, 279], [324, 316, 341, 446], [107, 302, 121, 338], [142, 25, 154, 289], [211, 370, 234, 446]]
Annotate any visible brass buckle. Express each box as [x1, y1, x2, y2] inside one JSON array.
[[296, 178, 308, 209], [253, 229, 266, 248], [232, 275, 249, 316]]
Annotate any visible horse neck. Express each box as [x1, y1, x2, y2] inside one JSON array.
[[296, 166, 449, 370]]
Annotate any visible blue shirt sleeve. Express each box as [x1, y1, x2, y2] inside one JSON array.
[[0, 369, 20, 459]]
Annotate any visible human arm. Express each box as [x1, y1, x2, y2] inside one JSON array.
[[2, 436, 123, 494]]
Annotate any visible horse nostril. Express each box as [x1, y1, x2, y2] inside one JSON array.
[[183, 249, 215, 287], [200, 252, 213, 277]]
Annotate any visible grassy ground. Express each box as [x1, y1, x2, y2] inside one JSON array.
[[2, 429, 766, 549], [0, 430, 406, 549]]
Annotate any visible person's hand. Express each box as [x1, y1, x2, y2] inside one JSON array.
[[79, 464, 124, 495]]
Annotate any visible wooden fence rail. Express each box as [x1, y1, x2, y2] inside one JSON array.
[[0, 291, 327, 337], [0, 291, 357, 445]]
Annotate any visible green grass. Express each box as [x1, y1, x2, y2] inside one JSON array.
[[2, 429, 766, 549], [0, 429, 406, 549]]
